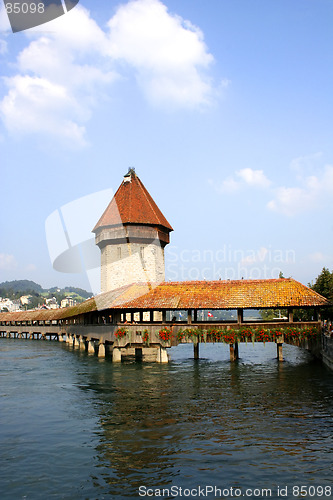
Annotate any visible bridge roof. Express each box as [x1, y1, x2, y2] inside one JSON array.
[[92, 170, 173, 232], [0, 279, 329, 323], [114, 278, 330, 310], [0, 283, 150, 321]]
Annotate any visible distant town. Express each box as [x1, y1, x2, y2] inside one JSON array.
[[0, 280, 91, 312]]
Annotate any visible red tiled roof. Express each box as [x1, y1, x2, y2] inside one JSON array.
[[115, 278, 330, 310], [0, 283, 152, 322], [93, 170, 173, 232], [1, 279, 329, 323]]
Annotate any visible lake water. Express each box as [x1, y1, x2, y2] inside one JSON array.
[[0, 339, 332, 500]]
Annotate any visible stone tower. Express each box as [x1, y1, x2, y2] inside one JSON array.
[[92, 169, 173, 293]]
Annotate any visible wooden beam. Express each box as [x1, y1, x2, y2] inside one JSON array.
[[237, 309, 243, 324], [288, 308, 294, 322], [277, 343, 283, 361], [230, 344, 236, 361], [234, 342, 239, 360]]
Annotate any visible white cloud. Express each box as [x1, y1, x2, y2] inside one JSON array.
[[214, 158, 333, 218], [1, 75, 87, 146], [29, 4, 109, 53], [17, 36, 114, 90], [214, 176, 240, 193], [0, 253, 18, 270], [240, 247, 269, 266], [290, 152, 323, 176], [214, 168, 272, 193], [0, 1, 218, 145], [308, 252, 326, 263], [0, 5, 9, 55], [107, 0, 215, 108], [0, 5, 10, 31], [0, 39, 7, 54], [0, 6, 114, 146], [267, 186, 313, 216], [267, 164, 333, 216], [25, 263, 37, 272], [236, 168, 271, 188]]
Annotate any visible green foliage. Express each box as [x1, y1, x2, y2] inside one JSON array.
[[311, 267, 333, 299], [0, 280, 90, 310], [49, 286, 91, 299], [260, 309, 287, 321], [293, 268, 333, 321], [0, 280, 43, 294], [310, 267, 333, 320], [28, 296, 43, 309], [114, 327, 128, 338], [142, 330, 150, 345]]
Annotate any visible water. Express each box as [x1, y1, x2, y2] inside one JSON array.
[[0, 339, 332, 500]]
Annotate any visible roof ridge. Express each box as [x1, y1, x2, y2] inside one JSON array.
[[92, 181, 124, 231], [135, 175, 161, 224], [159, 278, 294, 285], [93, 172, 173, 232]]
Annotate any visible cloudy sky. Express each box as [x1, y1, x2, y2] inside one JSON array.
[[1, 0, 332, 293]]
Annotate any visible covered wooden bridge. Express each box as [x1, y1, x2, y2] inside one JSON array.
[[0, 278, 330, 363]]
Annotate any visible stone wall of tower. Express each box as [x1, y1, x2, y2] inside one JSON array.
[[100, 240, 165, 293]]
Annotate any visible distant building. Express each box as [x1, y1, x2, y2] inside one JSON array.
[[20, 295, 32, 306], [0, 298, 21, 312], [61, 297, 76, 308], [45, 297, 59, 309], [93, 168, 173, 293]]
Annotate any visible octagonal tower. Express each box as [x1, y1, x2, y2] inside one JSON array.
[[92, 169, 173, 292]]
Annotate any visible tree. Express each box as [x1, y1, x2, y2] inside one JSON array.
[[311, 267, 333, 297], [310, 267, 333, 320]]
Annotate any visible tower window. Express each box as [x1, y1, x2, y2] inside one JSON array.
[[117, 247, 121, 259], [140, 247, 145, 260]]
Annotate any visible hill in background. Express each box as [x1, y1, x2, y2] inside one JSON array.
[[0, 280, 91, 309]]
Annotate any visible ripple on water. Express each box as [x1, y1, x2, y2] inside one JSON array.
[[0, 339, 332, 499]]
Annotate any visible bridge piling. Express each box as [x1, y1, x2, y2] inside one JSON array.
[[230, 343, 239, 362], [277, 343, 283, 362], [112, 347, 122, 362], [157, 346, 168, 363], [87, 340, 95, 354], [98, 343, 105, 357], [135, 348, 143, 361], [79, 336, 86, 350], [235, 342, 239, 360]]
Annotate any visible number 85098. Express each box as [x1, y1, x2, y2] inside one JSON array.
[[5, 2, 45, 14]]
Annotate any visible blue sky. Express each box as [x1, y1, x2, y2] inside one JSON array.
[[0, 0, 332, 294]]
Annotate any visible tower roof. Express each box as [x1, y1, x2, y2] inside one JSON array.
[[93, 169, 173, 233]]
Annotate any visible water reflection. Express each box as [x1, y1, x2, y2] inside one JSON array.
[[79, 344, 333, 498], [0, 340, 332, 500]]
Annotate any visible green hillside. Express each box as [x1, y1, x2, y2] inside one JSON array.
[[0, 280, 91, 309]]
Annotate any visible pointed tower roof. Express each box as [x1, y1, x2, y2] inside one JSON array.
[[93, 169, 173, 232]]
